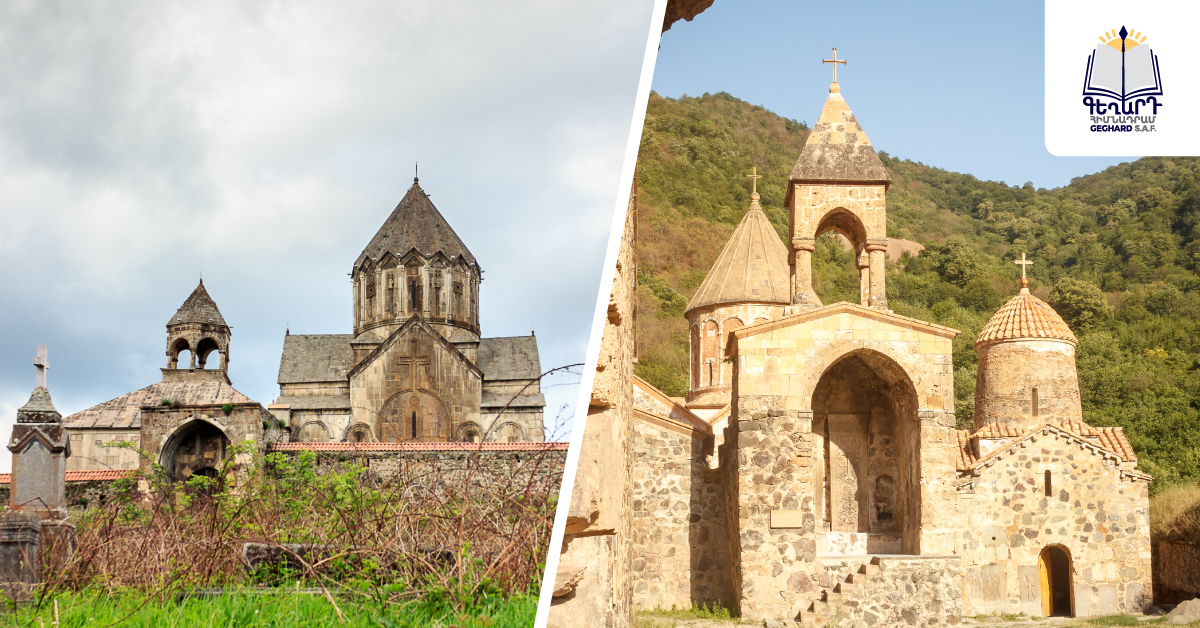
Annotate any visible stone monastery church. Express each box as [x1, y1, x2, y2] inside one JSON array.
[[627, 76, 1152, 623], [61, 177, 546, 480]]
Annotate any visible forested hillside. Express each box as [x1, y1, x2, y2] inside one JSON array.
[[634, 91, 1200, 492]]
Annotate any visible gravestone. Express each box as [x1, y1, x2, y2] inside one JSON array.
[[1073, 583, 1093, 618], [1097, 583, 1118, 615], [1126, 582, 1145, 614], [1018, 565, 1041, 616], [0, 346, 73, 602], [981, 563, 1005, 614]]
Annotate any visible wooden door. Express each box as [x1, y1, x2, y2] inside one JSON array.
[[1038, 551, 1051, 617]]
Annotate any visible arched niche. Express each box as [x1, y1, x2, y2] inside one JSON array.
[[378, 390, 450, 442], [297, 421, 331, 442], [810, 349, 920, 554], [159, 418, 231, 482]]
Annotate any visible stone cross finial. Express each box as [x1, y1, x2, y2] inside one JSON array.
[[823, 47, 846, 83], [746, 167, 762, 195], [1015, 252, 1033, 290], [33, 345, 48, 389]]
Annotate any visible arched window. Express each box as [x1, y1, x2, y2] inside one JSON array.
[[1044, 470, 1052, 497], [1032, 387, 1040, 417], [177, 349, 193, 369]]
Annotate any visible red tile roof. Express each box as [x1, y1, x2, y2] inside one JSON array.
[[0, 470, 133, 485], [955, 430, 978, 471], [976, 290, 1077, 346], [267, 442, 569, 452]]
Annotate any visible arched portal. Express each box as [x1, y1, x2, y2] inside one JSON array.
[[1039, 546, 1074, 617], [159, 419, 232, 482], [811, 349, 919, 553], [379, 390, 451, 442]]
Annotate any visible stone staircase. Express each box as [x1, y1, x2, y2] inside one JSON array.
[[796, 558, 880, 625]]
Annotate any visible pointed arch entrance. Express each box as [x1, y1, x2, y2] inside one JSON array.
[[1039, 545, 1074, 617], [810, 349, 920, 554]]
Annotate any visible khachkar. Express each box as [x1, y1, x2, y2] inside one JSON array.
[[0, 346, 72, 601]]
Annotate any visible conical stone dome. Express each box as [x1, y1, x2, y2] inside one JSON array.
[[168, 280, 227, 327], [355, 180, 477, 271], [686, 193, 791, 313], [975, 287, 1077, 346]]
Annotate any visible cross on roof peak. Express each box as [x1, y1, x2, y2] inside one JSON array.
[[746, 167, 762, 195], [823, 47, 846, 84], [1015, 252, 1034, 291], [33, 345, 48, 389]]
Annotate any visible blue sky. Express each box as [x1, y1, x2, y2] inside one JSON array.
[[654, 0, 1135, 189]]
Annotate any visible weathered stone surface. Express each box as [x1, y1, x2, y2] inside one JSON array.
[[1168, 598, 1200, 624]]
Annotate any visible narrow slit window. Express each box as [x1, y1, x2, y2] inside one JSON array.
[[1031, 387, 1039, 417], [1044, 469, 1052, 497], [411, 411, 417, 440]]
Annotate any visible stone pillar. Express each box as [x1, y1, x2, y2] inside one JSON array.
[[866, 241, 888, 308], [0, 511, 41, 601], [790, 238, 818, 308], [857, 251, 870, 306]]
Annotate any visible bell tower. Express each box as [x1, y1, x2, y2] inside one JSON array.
[[787, 49, 892, 309], [165, 280, 231, 374]]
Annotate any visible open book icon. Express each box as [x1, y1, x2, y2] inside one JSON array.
[[1083, 27, 1162, 101]]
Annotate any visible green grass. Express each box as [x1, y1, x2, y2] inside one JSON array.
[[0, 589, 536, 628], [637, 602, 744, 623], [1078, 615, 1167, 626]]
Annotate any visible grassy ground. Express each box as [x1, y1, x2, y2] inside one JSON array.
[[0, 589, 537, 628]]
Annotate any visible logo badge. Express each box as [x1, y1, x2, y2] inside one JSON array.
[[1082, 26, 1163, 132]]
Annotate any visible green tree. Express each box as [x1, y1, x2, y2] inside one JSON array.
[[1048, 277, 1110, 329]]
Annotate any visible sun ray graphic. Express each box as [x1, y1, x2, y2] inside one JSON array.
[[1101, 27, 1147, 51]]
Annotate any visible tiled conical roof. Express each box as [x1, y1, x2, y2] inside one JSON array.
[[354, 179, 476, 270], [789, 83, 890, 184], [975, 286, 1077, 346], [167, 281, 227, 327], [686, 193, 791, 312]]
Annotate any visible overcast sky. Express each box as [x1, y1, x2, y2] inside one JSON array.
[[0, 0, 657, 469], [655, 0, 1132, 189]]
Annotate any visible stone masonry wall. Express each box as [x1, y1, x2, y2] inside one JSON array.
[[631, 418, 732, 611], [956, 429, 1151, 617], [814, 556, 963, 627], [1156, 541, 1200, 604]]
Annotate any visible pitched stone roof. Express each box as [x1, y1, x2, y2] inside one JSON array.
[[976, 287, 1077, 346], [63, 380, 258, 429], [478, 336, 541, 381], [354, 180, 477, 270], [686, 193, 791, 312], [278, 334, 354, 384], [789, 84, 890, 184], [168, 281, 227, 327], [480, 392, 546, 409]]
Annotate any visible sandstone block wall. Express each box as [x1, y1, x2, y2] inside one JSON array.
[[66, 428, 142, 472], [975, 339, 1083, 431], [630, 419, 732, 610], [815, 556, 963, 627], [957, 430, 1151, 617]]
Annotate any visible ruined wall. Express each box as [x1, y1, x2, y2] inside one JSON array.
[[1156, 541, 1200, 604], [956, 429, 1151, 617], [630, 418, 732, 611], [975, 339, 1082, 432], [548, 185, 637, 628]]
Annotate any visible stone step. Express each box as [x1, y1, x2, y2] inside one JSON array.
[[860, 563, 880, 576], [822, 591, 843, 604], [846, 571, 870, 584], [796, 610, 818, 625], [834, 581, 855, 594]]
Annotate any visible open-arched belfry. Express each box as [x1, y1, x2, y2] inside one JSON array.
[[622, 70, 1152, 626]]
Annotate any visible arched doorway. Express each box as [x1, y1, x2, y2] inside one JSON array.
[[811, 349, 919, 554], [159, 419, 232, 482], [1039, 546, 1074, 617]]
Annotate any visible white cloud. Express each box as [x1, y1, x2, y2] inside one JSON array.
[[0, 0, 654, 471]]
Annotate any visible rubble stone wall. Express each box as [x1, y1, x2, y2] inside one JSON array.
[[630, 418, 732, 611], [1156, 541, 1200, 604], [956, 430, 1151, 617]]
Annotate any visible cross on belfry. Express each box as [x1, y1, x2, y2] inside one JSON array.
[[1015, 252, 1034, 287], [823, 48, 846, 83], [746, 167, 762, 195], [33, 345, 48, 389]]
